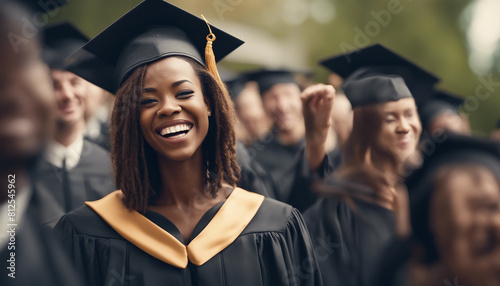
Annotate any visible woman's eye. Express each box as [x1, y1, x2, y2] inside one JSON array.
[[177, 90, 194, 98], [140, 98, 157, 105]]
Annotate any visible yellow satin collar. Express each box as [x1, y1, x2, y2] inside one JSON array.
[[85, 188, 264, 269]]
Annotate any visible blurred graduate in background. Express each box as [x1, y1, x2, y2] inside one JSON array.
[[35, 21, 115, 225], [304, 44, 437, 286]]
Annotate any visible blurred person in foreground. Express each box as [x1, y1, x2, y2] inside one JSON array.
[[373, 132, 500, 286], [0, 1, 83, 285]]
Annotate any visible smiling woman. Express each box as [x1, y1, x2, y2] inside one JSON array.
[[303, 44, 430, 286], [54, 1, 321, 285]]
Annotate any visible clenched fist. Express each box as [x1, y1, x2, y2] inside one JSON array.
[[301, 84, 335, 170]]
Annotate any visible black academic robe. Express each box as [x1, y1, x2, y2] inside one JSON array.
[[85, 120, 111, 151], [35, 139, 115, 225], [250, 133, 342, 210], [304, 197, 395, 286], [280, 146, 342, 212], [236, 142, 275, 198], [371, 238, 411, 286], [54, 188, 322, 286], [250, 133, 305, 198], [0, 188, 84, 286]]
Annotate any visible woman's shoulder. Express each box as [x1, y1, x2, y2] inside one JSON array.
[[55, 204, 122, 239], [241, 195, 298, 234]]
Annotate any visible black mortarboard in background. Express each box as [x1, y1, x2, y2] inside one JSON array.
[[43, 21, 88, 70], [16, 0, 68, 14], [405, 131, 500, 263], [66, 50, 116, 93], [219, 67, 248, 100], [419, 89, 465, 130], [66, 0, 243, 94], [246, 69, 298, 95], [320, 44, 439, 107], [342, 71, 413, 108]]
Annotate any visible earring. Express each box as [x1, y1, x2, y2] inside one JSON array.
[[207, 110, 212, 116]]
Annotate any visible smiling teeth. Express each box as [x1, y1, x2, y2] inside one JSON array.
[[160, 124, 191, 136]]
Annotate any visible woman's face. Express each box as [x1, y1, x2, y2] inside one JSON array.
[[139, 57, 210, 162], [375, 97, 421, 162], [431, 166, 500, 286]]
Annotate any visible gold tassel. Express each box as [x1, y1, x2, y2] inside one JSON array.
[[201, 15, 224, 87]]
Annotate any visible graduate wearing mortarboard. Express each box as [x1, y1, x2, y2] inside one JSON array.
[[54, 1, 322, 285], [419, 89, 471, 136], [372, 132, 500, 286], [35, 21, 115, 226], [247, 69, 306, 187], [244, 69, 339, 210], [303, 44, 438, 286], [0, 2, 84, 285]]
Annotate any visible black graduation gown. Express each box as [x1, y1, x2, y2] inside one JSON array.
[[280, 146, 342, 212], [304, 197, 395, 286], [371, 238, 411, 286], [54, 188, 322, 286], [85, 120, 111, 151], [250, 133, 305, 196], [35, 139, 115, 224], [0, 188, 85, 286], [236, 142, 275, 198]]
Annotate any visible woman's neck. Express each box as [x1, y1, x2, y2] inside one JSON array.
[[154, 149, 210, 207]]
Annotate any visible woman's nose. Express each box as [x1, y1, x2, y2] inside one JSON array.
[[157, 99, 181, 117]]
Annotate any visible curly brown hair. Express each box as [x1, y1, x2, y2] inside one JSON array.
[[110, 56, 240, 213]]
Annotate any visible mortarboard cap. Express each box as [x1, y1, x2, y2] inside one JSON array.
[[320, 44, 439, 106], [42, 21, 88, 70], [220, 70, 249, 101], [66, 0, 243, 94], [66, 50, 116, 93], [419, 89, 465, 130], [342, 70, 413, 108], [406, 131, 500, 263], [246, 69, 298, 95]]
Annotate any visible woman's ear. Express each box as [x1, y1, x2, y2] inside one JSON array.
[[204, 96, 212, 116]]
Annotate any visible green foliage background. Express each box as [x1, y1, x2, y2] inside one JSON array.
[[52, 0, 500, 135]]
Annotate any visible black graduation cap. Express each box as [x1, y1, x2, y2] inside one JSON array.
[[246, 69, 298, 95], [66, 0, 243, 94], [221, 71, 249, 101], [342, 71, 413, 108], [405, 131, 500, 263], [42, 21, 89, 70], [66, 50, 116, 93], [419, 89, 465, 130], [320, 44, 439, 107], [16, 0, 68, 14]]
